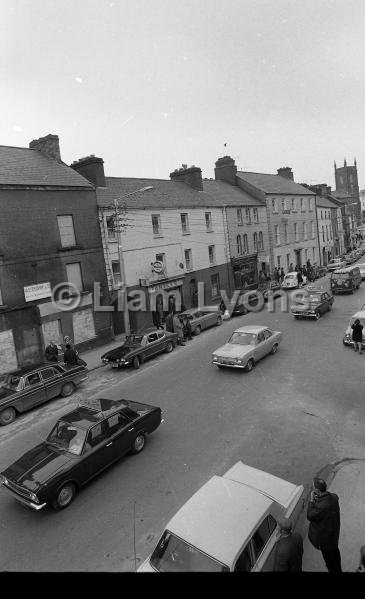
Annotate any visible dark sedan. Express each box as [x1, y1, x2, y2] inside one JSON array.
[[0, 363, 88, 426], [0, 397, 162, 510], [101, 328, 178, 369]]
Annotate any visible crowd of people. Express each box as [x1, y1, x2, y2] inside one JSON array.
[[258, 259, 317, 287], [45, 337, 87, 367]]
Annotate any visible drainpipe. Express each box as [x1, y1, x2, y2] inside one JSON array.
[[315, 196, 322, 265], [222, 206, 233, 294]]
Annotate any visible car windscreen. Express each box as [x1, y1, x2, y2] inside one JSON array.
[[150, 531, 228, 572], [1, 374, 22, 391], [228, 332, 257, 345], [331, 273, 349, 280], [47, 420, 86, 455], [285, 274, 296, 279], [125, 335, 143, 345], [307, 295, 321, 303]]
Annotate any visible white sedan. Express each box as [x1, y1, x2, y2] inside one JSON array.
[[138, 462, 305, 572], [212, 325, 282, 371]]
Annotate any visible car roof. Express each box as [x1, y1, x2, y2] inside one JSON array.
[[333, 266, 359, 273], [166, 476, 273, 566], [351, 311, 365, 319], [233, 325, 270, 334], [285, 271, 297, 275], [60, 398, 131, 429], [5, 363, 59, 376]]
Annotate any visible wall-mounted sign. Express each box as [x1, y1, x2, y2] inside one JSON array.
[[148, 278, 184, 293], [152, 261, 164, 274], [24, 282, 52, 302]]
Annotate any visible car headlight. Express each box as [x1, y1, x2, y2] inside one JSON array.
[[29, 492, 39, 503], [236, 359, 243, 364], [212, 355, 218, 361], [0, 475, 8, 485]]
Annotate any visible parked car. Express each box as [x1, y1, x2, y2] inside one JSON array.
[[101, 328, 178, 370], [138, 461, 305, 572], [343, 310, 365, 349], [178, 307, 222, 335], [327, 258, 346, 272], [311, 265, 328, 280], [291, 288, 334, 320], [345, 252, 357, 265], [212, 325, 282, 371], [356, 263, 365, 280], [0, 397, 162, 511], [281, 272, 307, 290], [330, 266, 361, 294], [259, 280, 283, 302], [0, 363, 88, 426]]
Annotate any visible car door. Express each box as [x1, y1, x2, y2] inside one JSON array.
[[104, 411, 135, 459], [262, 329, 274, 356], [255, 332, 267, 360], [78, 420, 116, 483], [200, 309, 217, 328], [233, 514, 277, 572], [157, 330, 168, 352], [145, 332, 161, 358], [39, 366, 63, 400], [192, 310, 204, 331], [21, 372, 47, 410]]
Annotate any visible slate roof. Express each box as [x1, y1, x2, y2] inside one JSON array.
[[203, 179, 264, 207], [316, 196, 340, 209], [237, 171, 315, 195], [0, 145, 94, 188]]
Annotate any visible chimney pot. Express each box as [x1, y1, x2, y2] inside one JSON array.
[[29, 134, 61, 162], [214, 155, 237, 185], [71, 155, 106, 187]]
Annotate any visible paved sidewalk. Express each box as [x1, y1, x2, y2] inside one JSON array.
[[79, 334, 126, 371], [302, 460, 365, 572]]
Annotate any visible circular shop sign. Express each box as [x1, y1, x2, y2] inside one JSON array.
[[152, 261, 164, 274]]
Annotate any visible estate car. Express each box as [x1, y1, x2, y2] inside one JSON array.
[[212, 325, 282, 371]]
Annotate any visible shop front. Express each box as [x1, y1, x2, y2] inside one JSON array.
[[231, 254, 258, 291]]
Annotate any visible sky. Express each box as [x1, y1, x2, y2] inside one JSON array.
[[2, 0, 365, 188]]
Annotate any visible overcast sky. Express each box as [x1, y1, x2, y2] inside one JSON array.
[[2, 0, 365, 188]]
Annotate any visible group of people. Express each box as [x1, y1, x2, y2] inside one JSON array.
[[274, 477, 342, 572], [45, 338, 87, 367], [164, 311, 192, 345], [258, 259, 316, 289]]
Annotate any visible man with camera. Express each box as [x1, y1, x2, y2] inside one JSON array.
[[307, 477, 342, 573]]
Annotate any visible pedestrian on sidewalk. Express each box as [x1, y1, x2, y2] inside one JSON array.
[[297, 270, 303, 288], [181, 314, 193, 341], [351, 319, 363, 354], [63, 344, 79, 367], [165, 311, 174, 333], [173, 313, 185, 345], [273, 517, 303, 572], [289, 262, 294, 272], [307, 477, 342, 573], [356, 546, 365, 573], [45, 340, 59, 362]]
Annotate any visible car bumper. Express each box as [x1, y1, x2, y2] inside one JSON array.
[[213, 359, 246, 368], [102, 360, 129, 367], [1, 485, 47, 511], [343, 338, 364, 347], [291, 311, 317, 318]]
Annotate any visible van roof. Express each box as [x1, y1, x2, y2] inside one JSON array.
[[332, 266, 360, 273]]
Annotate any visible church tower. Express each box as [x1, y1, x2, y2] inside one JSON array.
[[334, 158, 361, 224]]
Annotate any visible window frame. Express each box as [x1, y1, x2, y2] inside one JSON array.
[[237, 208, 243, 226], [180, 213, 190, 235], [57, 214, 76, 248], [152, 214, 162, 236], [208, 245, 216, 265], [205, 212, 213, 232], [184, 248, 193, 271], [66, 261, 83, 293], [210, 273, 220, 298]]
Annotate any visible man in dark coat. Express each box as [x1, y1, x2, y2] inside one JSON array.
[[45, 341, 58, 362], [274, 517, 303, 571], [351, 318, 363, 354], [63, 344, 79, 367], [307, 477, 342, 573], [165, 311, 174, 333]]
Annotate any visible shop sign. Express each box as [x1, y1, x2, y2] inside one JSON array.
[[152, 261, 164, 274], [148, 278, 184, 293], [24, 282, 52, 302]]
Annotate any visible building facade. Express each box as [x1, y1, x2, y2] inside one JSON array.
[[0, 135, 112, 374]]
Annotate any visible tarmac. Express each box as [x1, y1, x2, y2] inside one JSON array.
[[79, 333, 126, 372], [302, 459, 365, 572]]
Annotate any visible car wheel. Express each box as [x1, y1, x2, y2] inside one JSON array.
[[294, 315, 300, 320], [61, 382, 75, 397], [315, 312, 320, 320], [271, 343, 279, 355], [131, 432, 146, 454], [194, 325, 201, 335], [0, 407, 17, 426], [52, 482, 76, 510], [216, 316, 222, 326], [133, 356, 141, 369], [245, 358, 255, 372], [165, 341, 173, 353]]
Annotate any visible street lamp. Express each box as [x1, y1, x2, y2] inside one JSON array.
[[105, 185, 153, 336]]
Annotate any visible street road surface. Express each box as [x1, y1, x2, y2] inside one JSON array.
[[0, 279, 364, 571]]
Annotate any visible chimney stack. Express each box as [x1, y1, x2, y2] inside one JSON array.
[[214, 156, 237, 185], [277, 167, 294, 181], [169, 165, 203, 191], [71, 155, 106, 187], [29, 134, 61, 162]]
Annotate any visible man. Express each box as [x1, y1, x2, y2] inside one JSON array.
[[307, 477, 342, 573], [45, 340, 58, 362], [274, 517, 303, 571], [172, 313, 185, 345], [289, 262, 294, 272], [351, 318, 363, 354], [63, 343, 79, 367]]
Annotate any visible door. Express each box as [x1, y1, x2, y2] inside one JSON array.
[[104, 411, 135, 459], [263, 329, 274, 356], [79, 421, 115, 483], [255, 332, 267, 359], [145, 332, 161, 358], [21, 372, 47, 410], [39, 366, 63, 400], [251, 514, 278, 571]]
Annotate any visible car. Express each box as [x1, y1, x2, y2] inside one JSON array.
[[281, 272, 307, 290], [345, 252, 357, 265], [311, 265, 328, 280], [0, 362, 88, 426], [212, 325, 282, 371], [101, 328, 178, 370], [343, 311, 365, 349], [291, 289, 334, 320], [259, 280, 283, 302], [0, 397, 162, 511], [178, 307, 222, 335], [356, 263, 365, 280], [330, 266, 361, 294], [327, 258, 346, 272], [138, 461, 305, 572]]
